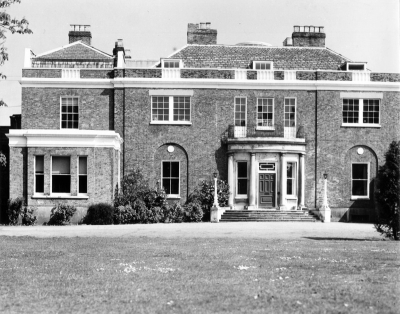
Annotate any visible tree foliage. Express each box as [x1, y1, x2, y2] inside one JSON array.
[[0, 1, 32, 166], [1, 0, 33, 79], [187, 179, 230, 221], [375, 141, 400, 240]]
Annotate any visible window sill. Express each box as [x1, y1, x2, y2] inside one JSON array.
[[167, 195, 181, 199], [150, 121, 192, 125], [341, 124, 381, 128], [350, 196, 370, 200], [286, 196, 298, 200], [32, 195, 89, 199], [235, 196, 248, 200], [256, 127, 275, 131]]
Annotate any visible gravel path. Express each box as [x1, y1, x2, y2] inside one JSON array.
[[0, 222, 382, 240]]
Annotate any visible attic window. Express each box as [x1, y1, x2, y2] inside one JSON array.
[[253, 61, 273, 70], [162, 59, 181, 68], [346, 63, 366, 71]]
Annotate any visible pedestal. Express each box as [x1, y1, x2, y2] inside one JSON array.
[[211, 205, 219, 223], [319, 205, 331, 223]]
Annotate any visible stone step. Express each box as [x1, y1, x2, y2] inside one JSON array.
[[219, 210, 318, 222]]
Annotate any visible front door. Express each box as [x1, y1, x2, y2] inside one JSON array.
[[259, 173, 275, 208]]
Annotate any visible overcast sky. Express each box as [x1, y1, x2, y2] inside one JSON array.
[[0, 0, 399, 110]]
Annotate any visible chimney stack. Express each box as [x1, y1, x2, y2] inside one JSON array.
[[187, 22, 217, 45], [291, 25, 325, 47], [69, 24, 92, 45]]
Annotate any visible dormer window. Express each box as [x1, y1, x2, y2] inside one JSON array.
[[253, 61, 273, 70], [162, 59, 182, 68], [341, 62, 367, 71]]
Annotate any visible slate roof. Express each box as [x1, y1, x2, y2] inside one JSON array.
[[166, 45, 351, 70], [34, 41, 113, 62]]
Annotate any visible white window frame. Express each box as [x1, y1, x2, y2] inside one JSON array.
[[34, 155, 45, 196], [78, 156, 88, 195], [51, 156, 71, 196], [234, 96, 247, 127], [284, 98, 297, 139], [253, 61, 273, 70], [342, 98, 381, 128], [286, 161, 297, 197], [60, 96, 79, 129], [161, 59, 182, 68], [256, 98, 274, 130], [161, 160, 180, 198], [150, 96, 192, 125], [351, 162, 370, 200], [236, 161, 248, 198]]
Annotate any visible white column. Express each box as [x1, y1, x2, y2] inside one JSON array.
[[298, 153, 305, 210], [228, 153, 234, 208], [248, 152, 256, 209], [279, 153, 287, 210]]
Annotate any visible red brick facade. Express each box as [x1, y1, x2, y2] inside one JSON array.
[[2, 23, 399, 224]]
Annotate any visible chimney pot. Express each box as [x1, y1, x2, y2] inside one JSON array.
[[187, 22, 217, 45], [291, 25, 325, 47], [69, 24, 92, 45]]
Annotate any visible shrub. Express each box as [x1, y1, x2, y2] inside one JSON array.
[[114, 168, 152, 208], [21, 206, 37, 226], [48, 203, 77, 225], [169, 202, 185, 223], [184, 202, 203, 222], [188, 179, 230, 221], [83, 203, 114, 225], [113, 205, 136, 224], [114, 168, 168, 224], [7, 197, 24, 225], [375, 141, 400, 240]]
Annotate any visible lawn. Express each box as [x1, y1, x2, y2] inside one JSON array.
[[0, 236, 399, 313]]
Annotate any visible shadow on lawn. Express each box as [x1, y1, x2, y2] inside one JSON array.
[[303, 237, 381, 241]]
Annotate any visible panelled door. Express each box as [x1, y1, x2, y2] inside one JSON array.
[[259, 173, 275, 208]]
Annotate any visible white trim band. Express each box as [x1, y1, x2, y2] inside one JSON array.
[[7, 129, 122, 150]]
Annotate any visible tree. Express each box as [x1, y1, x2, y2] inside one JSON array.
[[375, 141, 400, 240], [0, 0, 32, 166], [1, 0, 33, 79]]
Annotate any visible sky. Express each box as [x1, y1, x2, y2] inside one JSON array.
[[0, 0, 399, 110]]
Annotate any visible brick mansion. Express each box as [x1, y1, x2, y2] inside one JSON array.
[[1, 23, 399, 223]]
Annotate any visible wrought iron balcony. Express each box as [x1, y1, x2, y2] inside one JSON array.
[[227, 124, 305, 139]]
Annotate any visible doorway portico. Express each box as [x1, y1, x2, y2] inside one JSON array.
[[227, 138, 306, 210]]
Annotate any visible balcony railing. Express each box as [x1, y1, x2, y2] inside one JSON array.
[[227, 124, 305, 139], [62, 69, 80, 79], [162, 68, 180, 79]]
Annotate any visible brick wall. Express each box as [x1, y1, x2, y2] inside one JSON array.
[[125, 69, 162, 78], [370, 73, 400, 82], [317, 72, 351, 81], [181, 69, 234, 79], [21, 87, 114, 130], [316, 90, 400, 221], [292, 32, 326, 47], [80, 70, 114, 79], [118, 88, 317, 205], [22, 69, 62, 78]]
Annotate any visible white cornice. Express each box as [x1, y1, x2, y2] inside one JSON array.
[[113, 78, 400, 92], [20, 78, 113, 88], [7, 129, 122, 150], [19, 77, 400, 92]]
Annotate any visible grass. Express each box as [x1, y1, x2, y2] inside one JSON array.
[[0, 236, 399, 313]]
